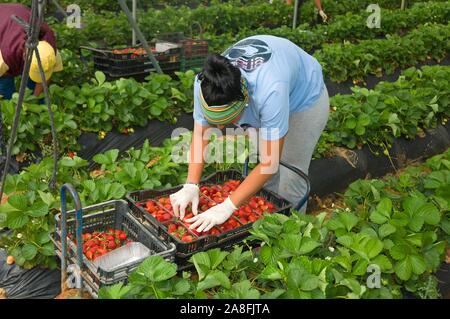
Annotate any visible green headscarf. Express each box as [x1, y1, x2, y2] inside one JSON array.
[[199, 77, 249, 125]]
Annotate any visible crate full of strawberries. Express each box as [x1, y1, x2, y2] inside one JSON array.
[[126, 170, 292, 258], [51, 199, 176, 292]]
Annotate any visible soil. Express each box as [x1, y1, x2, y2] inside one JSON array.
[[307, 193, 347, 217], [54, 289, 92, 299]]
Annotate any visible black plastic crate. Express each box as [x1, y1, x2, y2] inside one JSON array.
[[126, 170, 292, 259], [81, 45, 181, 79], [157, 32, 185, 44], [51, 200, 176, 296], [154, 33, 209, 72], [180, 38, 209, 59]]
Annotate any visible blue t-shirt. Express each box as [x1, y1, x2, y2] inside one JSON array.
[[193, 35, 325, 140]]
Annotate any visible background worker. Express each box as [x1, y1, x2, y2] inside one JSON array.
[[0, 3, 63, 100], [283, 0, 328, 22]]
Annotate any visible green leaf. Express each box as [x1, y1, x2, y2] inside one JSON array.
[[190, 252, 211, 280], [420, 203, 440, 225], [325, 218, 344, 231], [36, 231, 51, 245], [22, 244, 38, 260], [402, 197, 434, 232], [352, 258, 369, 276], [364, 237, 384, 259], [370, 198, 392, 224], [218, 280, 260, 299], [40, 242, 55, 256], [299, 237, 321, 255], [8, 194, 28, 211], [358, 113, 371, 126], [378, 224, 396, 238], [108, 183, 126, 199], [340, 212, 359, 232], [26, 201, 49, 217], [95, 71, 106, 86], [336, 235, 353, 247], [150, 106, 162, 116], [208, 249, 229, 270], [345, 117, 357, 129], [355, 125, 365, 136], [135, 256, 177, 282], [261, 289, 286, 299], [259, 263, 283, 281], [93, 154, 109, 165], [388, 113, 400, 124], [372, 255, 393, 272], [389, 244, 410, 260], [98, 282, 132, 299], [59, 157, 76, 167], [260, 245, 279, 265], [197, 271, 230, 291], [82, 180, 96, 193], [409, 255, 427, 275], [38, 191, 55, 207], [440, 217, 450, 235], [172, 279, 190, 296], [390, 212, 409, 227], [300, 275, 319, 291], [395, 258, 412, 281], [7, 211, 29, 229]]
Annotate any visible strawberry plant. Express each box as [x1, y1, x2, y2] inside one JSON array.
[[314, 23, 450, 83], [319, 65, 450, 156], [98, 149, 449, 299]]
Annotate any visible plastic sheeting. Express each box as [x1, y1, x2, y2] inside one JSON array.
[[309, 122, 450, 197], [78, 112, 194, 167], [0, 248, 60, 299], [325, 56, 450, 97]]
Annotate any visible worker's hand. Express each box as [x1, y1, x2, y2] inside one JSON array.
[[186, 197, 237, 232], [319, 10, 328, 22], [170, 184, 199, 220]]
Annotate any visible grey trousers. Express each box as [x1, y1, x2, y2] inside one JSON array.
[[264, 85, 330, 211]]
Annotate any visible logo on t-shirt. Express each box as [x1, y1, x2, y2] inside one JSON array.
[[223, 38, 272, 72]]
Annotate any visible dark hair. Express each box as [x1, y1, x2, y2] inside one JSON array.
[[199, 53, 243, 105]]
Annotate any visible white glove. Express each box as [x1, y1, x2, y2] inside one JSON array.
[[169, 183, 199, 220], [319, 10, 328, 22], [186, 197, 237, 232]]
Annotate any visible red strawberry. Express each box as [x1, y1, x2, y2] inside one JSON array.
[[168, 223, 177, 233], [182, 234, 193, 242], [86, 251, 94, 260], [97, 248, 108, 256], [119, 233, 127, 240], [107, 241, 116, 249], [210, 228, 220, 235]]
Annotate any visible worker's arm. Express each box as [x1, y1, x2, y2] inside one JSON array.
[[315, 0, 328, 21], [33, 82, 44, 96], [187, 136, 285, 232], [314, 0, 323, 11], [170, 121, 211, 219], [187, 122, 211, 184]]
